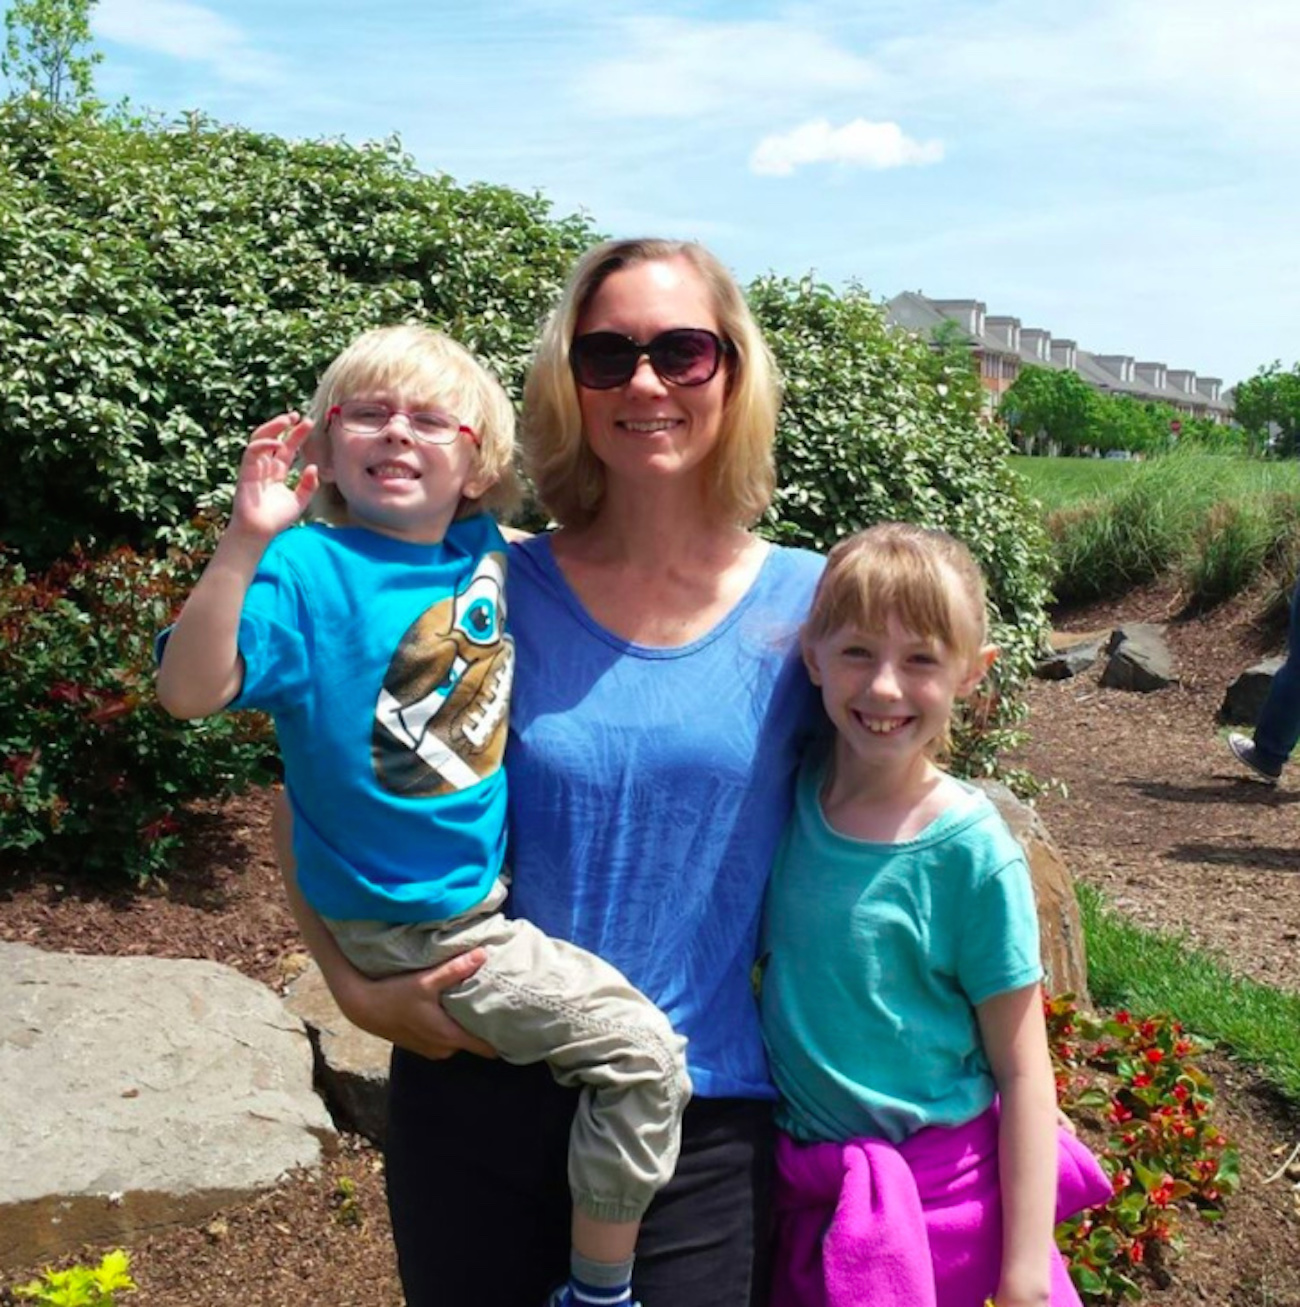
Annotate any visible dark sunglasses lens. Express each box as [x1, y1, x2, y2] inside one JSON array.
[[650, 330, 721, 385], [572, 334, 639, 389]]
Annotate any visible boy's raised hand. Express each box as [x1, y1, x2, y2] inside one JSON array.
[[230, 413, 321, 541]]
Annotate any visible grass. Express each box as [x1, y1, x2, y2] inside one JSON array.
[[1009, 454, 1136, 511], [1008, 452, 1300, 607], [1079, 883, 1300, 1105]]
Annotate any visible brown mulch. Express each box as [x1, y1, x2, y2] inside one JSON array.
[[3, 583, 1300, 1305]]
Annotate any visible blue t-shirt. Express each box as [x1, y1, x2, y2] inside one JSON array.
[[505, 535, 826, 1099], [760, 752, 1042, 1143], [231, 516, 511, 923]]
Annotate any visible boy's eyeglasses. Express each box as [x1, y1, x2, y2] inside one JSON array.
[[569, 328, 730, 391], [327, 401, 480, 447]]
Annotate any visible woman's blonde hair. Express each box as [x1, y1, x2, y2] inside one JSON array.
[[522, 238, 779, 528], [305, 324, 520, 523], [805, 522, 989, 659]]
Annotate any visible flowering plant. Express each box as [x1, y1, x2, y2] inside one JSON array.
[[1046, 995, 1239, 1302]]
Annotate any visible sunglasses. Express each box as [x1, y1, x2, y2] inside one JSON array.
[[569, 328, 730, 390]]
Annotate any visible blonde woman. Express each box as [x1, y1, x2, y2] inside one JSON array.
[[287, 241, 826, 1306]]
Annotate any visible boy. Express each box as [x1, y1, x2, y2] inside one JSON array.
[[157, 325, 689, 1307]]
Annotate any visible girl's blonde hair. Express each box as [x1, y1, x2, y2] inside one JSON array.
[[522, 238, 779, 528], [306, 324, 520, 523], [805, 522, 989, 659]]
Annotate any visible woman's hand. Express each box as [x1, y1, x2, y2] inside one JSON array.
[[332, 947, 498, 1061], [272, 789, 497, 1062]]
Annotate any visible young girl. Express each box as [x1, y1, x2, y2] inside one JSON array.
[[759, 523, 1110, 1307]]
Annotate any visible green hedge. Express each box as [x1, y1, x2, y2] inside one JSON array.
[[0, 106, 1054, 874], [0, 104, 594, 562]]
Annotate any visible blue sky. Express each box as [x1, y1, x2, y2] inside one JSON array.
[[41, 1, 1300, 385]]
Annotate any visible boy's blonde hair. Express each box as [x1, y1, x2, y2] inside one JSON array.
[[805, 522, 989, 660], [522, 238, 779, 528], [306, 324, 520, 522]]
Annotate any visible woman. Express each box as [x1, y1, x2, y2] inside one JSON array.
[[284, 238, 826, 1306]]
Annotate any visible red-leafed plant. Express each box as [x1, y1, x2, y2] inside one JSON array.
[[1046, 995, 1240, 1302]]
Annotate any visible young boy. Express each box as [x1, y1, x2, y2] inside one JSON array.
[[157, 325, 689, 1307]]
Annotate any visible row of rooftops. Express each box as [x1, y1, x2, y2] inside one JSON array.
[[884, 292, 1233, 419]]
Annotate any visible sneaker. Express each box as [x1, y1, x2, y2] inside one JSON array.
[[1228, 732, 1282, 784], [544, 1288, 639, 1307]]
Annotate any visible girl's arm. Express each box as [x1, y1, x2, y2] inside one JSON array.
[[977, 982, 1058, 1307], [272, 792, 496, 1060], [157, 415, 318, 719]]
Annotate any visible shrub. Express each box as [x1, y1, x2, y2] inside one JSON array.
[[0, 538, 276, 879], [0, 104, 595, 564], [1047, 997, 1239, 1303], [752, 276, 1054, 779]]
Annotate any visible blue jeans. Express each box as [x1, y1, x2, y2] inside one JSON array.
[[1254, 580, 1300, 772]]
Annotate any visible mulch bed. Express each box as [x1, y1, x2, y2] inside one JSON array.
[[2, 582, 1299, 1305]]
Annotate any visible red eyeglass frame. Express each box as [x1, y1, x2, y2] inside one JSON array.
[[326, 402, 480, 447]]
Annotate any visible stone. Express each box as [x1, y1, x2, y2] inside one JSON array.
[[0, 943, 335, 1271], [1219, 658, 1284, 725], [973, 780, 1091, 1002], [1035, 635, 1105, 681], [1100, 623, 1176, 692], [284, 964, 391, 1146]]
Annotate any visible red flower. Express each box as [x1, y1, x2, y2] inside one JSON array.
[[1173, 1083, 1190, 1101], [1128, 1239, 1146, 1264], [1115, 1010, 1132, 1025], [1132, 1072, 1152, 1088], [47, 680, 88, 705], [87, 696, 133, 726], [5, 751, 39, 784], [1144, 1047, 1165, 1064], [139, 814, 180, 844]]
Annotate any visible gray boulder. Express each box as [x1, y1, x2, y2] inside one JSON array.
[[1220, 657, 1284, 725], [1034, 633, 1105, 681], [284, 964, 391, 1146], [1100, 623, 1176, 692], [0, 943, 334, 1271]]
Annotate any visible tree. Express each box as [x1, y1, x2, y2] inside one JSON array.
[[1, 0, 101, 108], [1000, 364, 1098, 453], [1233, 361, 1300, 458]]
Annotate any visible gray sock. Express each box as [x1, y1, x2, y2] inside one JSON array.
[[571, 1250, 634, 1290]]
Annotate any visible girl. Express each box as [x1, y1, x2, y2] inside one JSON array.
[[759, 523, 1110, 1307]]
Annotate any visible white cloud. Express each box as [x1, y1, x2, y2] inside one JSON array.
[[576, 17, 878, 119], [750, 118, 943, 177], [94, 0, 282, 86]]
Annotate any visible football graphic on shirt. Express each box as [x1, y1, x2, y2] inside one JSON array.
[[371, 551, 514, 797]]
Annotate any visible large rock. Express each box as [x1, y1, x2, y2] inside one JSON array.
[[284, 965, 391, 1146], [0, 943, 335, 1271], [973, 780, 1090, 1002], [1034, 629, 1107, 681], [1220, 657, 1284, 725], [1100, 623, 1176, 692]]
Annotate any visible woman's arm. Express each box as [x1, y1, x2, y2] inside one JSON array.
[[976, 982, 1057, 1307], [272, 792, 496, 1060]]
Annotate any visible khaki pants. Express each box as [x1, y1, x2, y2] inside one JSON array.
[[326, 879, 691, 1222]]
